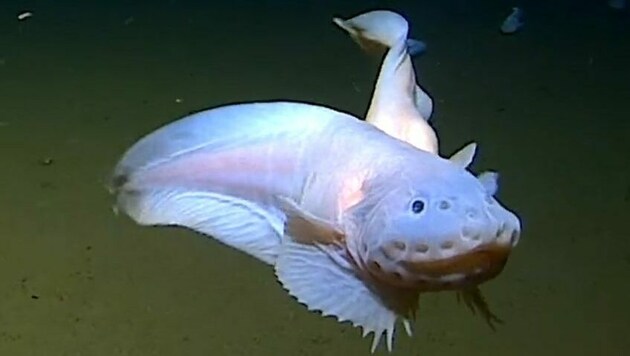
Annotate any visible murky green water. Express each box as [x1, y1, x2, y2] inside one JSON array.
[[1, 0, 628, 355]]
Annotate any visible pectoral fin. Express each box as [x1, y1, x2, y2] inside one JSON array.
[[275, 196, 345, 246], [275, 241, 415, 353]]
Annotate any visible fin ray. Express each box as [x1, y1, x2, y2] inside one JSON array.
[[116, 187, 283, 264], [275, 241, 403, 352]]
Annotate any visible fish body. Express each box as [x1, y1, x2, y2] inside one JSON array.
[[333, 10, 436, 153], [111, 102, 428, 264], [110, 101, 521, 352]]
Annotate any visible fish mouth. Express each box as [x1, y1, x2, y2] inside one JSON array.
[[402, 242, 512, 290], [366, 242, 513, 291], [361, 199, 522, 291]]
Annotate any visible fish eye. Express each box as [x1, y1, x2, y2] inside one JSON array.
[[411, 199, 425, 214]]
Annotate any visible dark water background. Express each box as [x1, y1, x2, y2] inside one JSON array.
[[0, 0, 628, 355]]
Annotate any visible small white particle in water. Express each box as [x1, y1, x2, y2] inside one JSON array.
[[17, 11, 33, 21], [175, 98, 183, 103]]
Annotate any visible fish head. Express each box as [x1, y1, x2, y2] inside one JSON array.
[[346, 153, 521, 291]]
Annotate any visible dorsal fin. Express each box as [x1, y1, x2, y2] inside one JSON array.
[[449, 142, 477, 168]]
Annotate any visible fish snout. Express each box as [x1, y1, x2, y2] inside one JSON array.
[[460, 201, 521, 250], [363, 199, 521, 290], [487, 199, 521, 248]]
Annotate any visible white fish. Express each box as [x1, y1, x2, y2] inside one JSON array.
[[109, 101, 521, 352], [500, 7, 525, 35], [109, 9, 522, 353], [333, 10, 437, 154]]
